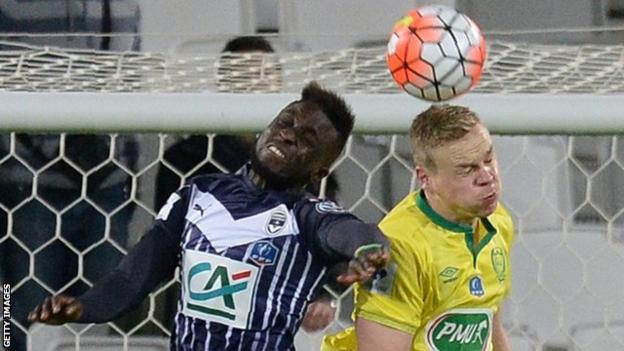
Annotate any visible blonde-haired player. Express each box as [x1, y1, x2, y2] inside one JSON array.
[[323, 104, 513, 351]]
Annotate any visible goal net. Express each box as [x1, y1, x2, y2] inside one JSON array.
[[1, 38, 624, 351]]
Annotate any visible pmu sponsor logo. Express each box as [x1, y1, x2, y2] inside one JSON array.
[[425, 309, 492, 351], [183, 251, 258, 328]]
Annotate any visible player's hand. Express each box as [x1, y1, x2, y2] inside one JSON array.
[[301, 299, 337, 333], [336, 244, 389, 285], [27, 295, 83, 325]]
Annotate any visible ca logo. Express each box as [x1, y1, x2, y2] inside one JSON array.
[[182, 251, 258, 328], [186, 263, 252, 320]]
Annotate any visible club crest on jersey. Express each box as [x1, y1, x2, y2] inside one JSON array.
[[491, 247, 507, 282], [265, 208, 287, 234], [315, 200, 346, 214], [469, 276, 485, 296], [249, 241, 279, 266]]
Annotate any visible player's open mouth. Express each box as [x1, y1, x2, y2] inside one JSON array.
[[483, 193, 497, 202], [268, 145, 285, 159]]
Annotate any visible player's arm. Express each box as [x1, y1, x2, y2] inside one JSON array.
[[29, 188, 189, 324], [356, 317, 412, 351], [301, 290, 337, 332], [298, 200, 389, 284], [28, 225, 179, 324], [353, 226, 425, 350], [492, 308, 511, 351], [301, 262, 349, 332]]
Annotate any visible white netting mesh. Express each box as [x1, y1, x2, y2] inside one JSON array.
[[1, 38, 624, 351], [1, 39, 624, 94], [1, 132, 624, 351]]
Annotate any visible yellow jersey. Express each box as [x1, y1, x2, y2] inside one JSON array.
[[323, 190, 514, 351]]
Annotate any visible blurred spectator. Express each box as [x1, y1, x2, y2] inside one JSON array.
[[0, 1, 140, 350], [0, 0, 140, 50]]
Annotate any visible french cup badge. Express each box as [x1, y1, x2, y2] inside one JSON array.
[[469, 276, 485, 296]]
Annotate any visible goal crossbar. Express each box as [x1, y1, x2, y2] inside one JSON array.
[[0, 92, 622, 135], [1, 38, 624, 134]]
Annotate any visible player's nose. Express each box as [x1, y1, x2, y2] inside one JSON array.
[[279, 127, 296, 144]]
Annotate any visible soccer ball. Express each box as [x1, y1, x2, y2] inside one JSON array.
[[386, 5, 486, 102]]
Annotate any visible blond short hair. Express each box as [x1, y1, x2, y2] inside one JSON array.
[[410, 104, 481, 171]]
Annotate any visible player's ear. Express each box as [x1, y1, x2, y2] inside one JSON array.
[[416, 166, 428, 189], [311, 167, 329, 184]]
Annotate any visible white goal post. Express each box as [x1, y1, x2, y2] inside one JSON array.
[[2, 38, 624, 351]]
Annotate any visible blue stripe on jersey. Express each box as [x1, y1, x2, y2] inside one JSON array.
[[223, 327, 242, 350], [262, 237, 297, 331], [206, 322, 228, 350], [177, 314, 191, 349], [263, 236, 297, 328], [172, 173, 332, 350], [193, 318, 208, 350]]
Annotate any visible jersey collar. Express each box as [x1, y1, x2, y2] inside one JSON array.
[[415, 190, 497, 236], [416, 190, 498, 267], [236, 163, 311, 202]]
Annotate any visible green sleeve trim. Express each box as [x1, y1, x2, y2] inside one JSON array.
[[354, 243, 383, 257]]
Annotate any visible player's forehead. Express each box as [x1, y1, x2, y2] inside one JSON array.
[[275, 101, 335, 131], [433, 124, 493, 166]]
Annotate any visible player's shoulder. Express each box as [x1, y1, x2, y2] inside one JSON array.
[[379, 192, 433, 256], [490, 203, 515, 246], [302, 197, 349, 214], [490, 204, 514, 229], [380, 192, 429, 238], [293, 197, 359, 225]]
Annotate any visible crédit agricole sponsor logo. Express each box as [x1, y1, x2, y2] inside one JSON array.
[[183, 250, 258, 329]]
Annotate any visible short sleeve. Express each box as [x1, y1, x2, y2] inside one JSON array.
[[495, 204, 515, 248], [494, 204, 515, 299], [154, 184, 191, 237], [295, 199, 362, 262], [354, 232, 431, 334]]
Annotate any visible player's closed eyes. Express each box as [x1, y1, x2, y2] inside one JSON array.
[[300, 132, 317, 148], [462, 167, 476, 176], [276, 118, 292, 129], [278, 120, 317, 148]]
